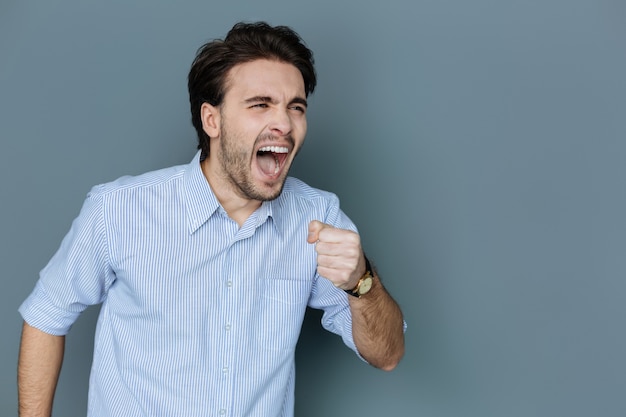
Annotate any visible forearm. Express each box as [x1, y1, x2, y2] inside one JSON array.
[[349, 275, 405, 371], [18, 322, 65, 417], [306, 222, 405, 369]]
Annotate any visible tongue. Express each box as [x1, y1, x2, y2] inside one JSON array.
[[257, 153, 277, 176]]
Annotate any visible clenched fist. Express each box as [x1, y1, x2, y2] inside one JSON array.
[[307, 220, 366, 290]]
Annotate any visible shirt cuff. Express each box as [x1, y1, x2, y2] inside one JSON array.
[[18, 282, 81, 336]]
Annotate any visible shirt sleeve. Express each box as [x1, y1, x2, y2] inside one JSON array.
[[307, 193, 365, 360], [19, 186, 115, 336]]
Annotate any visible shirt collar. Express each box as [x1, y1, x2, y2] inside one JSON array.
[[259, 198, 284, 236], [183, 151, 221, 234], [182, 150, 284, 236]]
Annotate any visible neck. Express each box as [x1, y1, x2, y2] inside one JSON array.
[[200, 158, 261, 227]]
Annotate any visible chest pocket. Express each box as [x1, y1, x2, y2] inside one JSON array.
[[255, 276, 312, 351]]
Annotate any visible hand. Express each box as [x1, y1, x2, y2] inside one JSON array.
[[307, 220, 365, 290]]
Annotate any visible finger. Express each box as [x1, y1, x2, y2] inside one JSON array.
[[315, 260, 357, 289], [307, 220, 333, 243], [316, 252, 360, 271], [316, 228, 361, 247]]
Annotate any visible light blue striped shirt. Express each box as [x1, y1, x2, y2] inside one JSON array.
[[20, 151, 361, 417]]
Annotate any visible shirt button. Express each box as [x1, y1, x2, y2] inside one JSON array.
[[219, 409, 226, 415], [225, 324, 231, 331], [226, 281, 233, 288], [222, 367, 229, 374]]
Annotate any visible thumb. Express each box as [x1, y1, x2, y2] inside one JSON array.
[[307, 220, 327, 244]]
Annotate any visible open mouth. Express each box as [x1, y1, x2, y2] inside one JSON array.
[[256, 146, 289, 177]]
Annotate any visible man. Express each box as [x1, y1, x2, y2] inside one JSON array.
[[18, 22, 405, 417]]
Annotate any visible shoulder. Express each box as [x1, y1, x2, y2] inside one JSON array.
[[277, 177, 347, 224], [281, 177, 339, 204], [89, 163, 187, 198], [276, 177, 357, 233]]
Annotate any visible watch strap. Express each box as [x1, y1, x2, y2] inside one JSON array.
[[345, 256, 373, 298]]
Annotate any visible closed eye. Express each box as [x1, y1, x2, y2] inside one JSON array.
[[290, 105, 306, 113]]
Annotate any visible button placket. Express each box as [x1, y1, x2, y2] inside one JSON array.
[[219, 242, 237, 413]]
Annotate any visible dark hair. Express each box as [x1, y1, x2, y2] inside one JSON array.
[[188, 22, 317, 155]]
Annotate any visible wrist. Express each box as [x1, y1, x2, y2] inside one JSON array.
[[345, 256, 374, 298]]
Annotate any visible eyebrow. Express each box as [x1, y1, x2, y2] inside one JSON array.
[[244, 96, 308, 107], [290, 97, 308, 107]]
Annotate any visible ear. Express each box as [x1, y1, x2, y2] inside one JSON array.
[[200, 102, 221, 138]]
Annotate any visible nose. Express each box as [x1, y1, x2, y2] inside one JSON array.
[[268, 108, 293, 137]]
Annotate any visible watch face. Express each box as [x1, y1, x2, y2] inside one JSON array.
[[358, 276, 373, 295]]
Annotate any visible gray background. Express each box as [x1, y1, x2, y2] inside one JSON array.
[[1, 0, 625, 416]]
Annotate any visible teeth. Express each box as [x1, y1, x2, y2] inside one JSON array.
[[258, 146, 288, 153]]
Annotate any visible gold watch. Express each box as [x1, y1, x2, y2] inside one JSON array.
[[345, 256, 374, 298]]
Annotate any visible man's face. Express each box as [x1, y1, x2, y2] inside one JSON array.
[[207, 59, 308, 202]]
